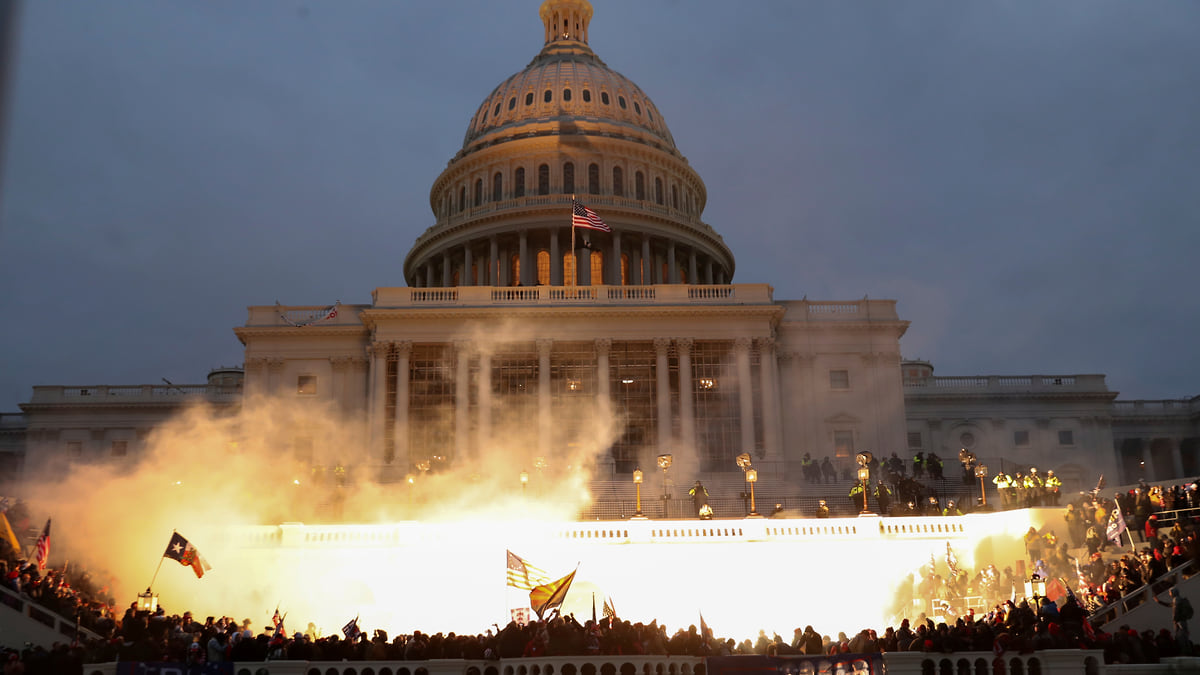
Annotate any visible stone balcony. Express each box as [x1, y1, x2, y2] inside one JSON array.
[[24, 384, 241, 406], [1112, 397, 1200, 418], [904, 374, 1111, 393]]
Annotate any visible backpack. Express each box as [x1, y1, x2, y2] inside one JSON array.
[[1179, 598, 1194, 621]]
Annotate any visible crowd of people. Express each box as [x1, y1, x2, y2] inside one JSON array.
[[4, 478, 1200, 673]]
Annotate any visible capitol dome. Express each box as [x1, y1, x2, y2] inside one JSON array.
[[404, 0, 735, 289]]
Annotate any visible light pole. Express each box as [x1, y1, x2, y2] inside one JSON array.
[[975, 464, 989, 507], [746, 468, 760, 517], [632, 469, 645, 519], [858, 467, 870, 513], [656, 454, 673, 516]]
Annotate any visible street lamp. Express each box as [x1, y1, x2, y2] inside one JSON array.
[[975, 464, 989, 507], [632, 469, 646, 519], [520, 470, 529, 495], [745, 468, 761, 517], [736, 453, 753, 515], [656, 454, 673, 517], [137, 588, 158, 614], [857, 467, 870, 513]]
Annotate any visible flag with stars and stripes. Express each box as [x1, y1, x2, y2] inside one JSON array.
[[506, 549, 551, 590], [572, 200, 611, 232]]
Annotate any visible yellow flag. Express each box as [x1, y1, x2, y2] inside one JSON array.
[[0, 512, 20, 554], [529, 568, 577, 620]]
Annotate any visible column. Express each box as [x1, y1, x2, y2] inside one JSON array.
[[477, 349, 492, 458], [758, 336, 781, 463], [464, 245, 473, 286], [393, 341, 412, 468], [489, 237, 499, 286], [734, 338, 755, 455], [654, 338, 672, 452], [424, 262, 434, 288], [676, 338, 695, 453], [367, 343, 390, 456], [550, 229, 562, 285], [442, 250, 452, 287], [595, 338, 611, 410], [519, 230, 530, 286], [611, 231, 622, 285], [667, 241, 677, 283], [688, 250, 697, 286], [705, 260, 714, 285], [454, 341, 471, 461], [537, 339, 553, 458], [641, 237, 651, 284]]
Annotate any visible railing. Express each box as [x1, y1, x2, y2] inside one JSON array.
[[80, 649, 1147, 675], [27, 384, 242, 404], [0, 583, 104, 644], [903, 374, 1108, 392], [366, 284, 772, 308], [1089, 559, 1197, 629], [1112, 398, 1200, 416]]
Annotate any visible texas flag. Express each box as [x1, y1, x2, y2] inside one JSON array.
[[163, 532, 211, 578]]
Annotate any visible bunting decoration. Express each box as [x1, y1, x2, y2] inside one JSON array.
[[277, 302, 339, 327]]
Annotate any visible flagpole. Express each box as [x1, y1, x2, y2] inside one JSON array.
[[570, 195, 576, 286]]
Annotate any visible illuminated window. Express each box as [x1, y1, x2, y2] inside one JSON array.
[[297, 375, 317, 395], [537, 250, 550, 286], [620, 252, 629, 285], [538, 164, 550, 195], [510, 254, 520, 286], [830, 370, 850, 390], [590, 250, 604, 285], [612, 167, 623, 197], [111, 440, 128, 457], [492, 172, 502, 202], [514, 167, 526, 198], [1014, 430, 1030, 447], [563, 251, 577, 286], [834, 431, 854, 458], [563, 162, 575, 194]]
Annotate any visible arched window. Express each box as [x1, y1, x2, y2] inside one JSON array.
[[514, 167, 526, 198], [635, 172, 645, 200], [601, 92, 610, 105], [582, 89, 591, 102], [452, 268, 461, 287], [510, 254, 521, 287], [563, 89, 572, 102], [563, 162, 575, 194], [590, 250, 604, 285], [474, 178, 483, 207], [508, 97, 516, 110], [654, 177, 663, 205], [538, 164, 550, 195], [563, 251, 577, 287], [588, 163, 600, 194], [536, 250, 550, 286], [671, 185, 679, 210], [634, 101, 641, 115], [620, 252, 629, 285], [612, 167, 624, 197], [459, 186, 466, 212], [493, 102, 501, 117], [544, 89, 553, 103], [492, 172, 503, 202], [618, 96, 627, 109], [525, 92, 534, 106]]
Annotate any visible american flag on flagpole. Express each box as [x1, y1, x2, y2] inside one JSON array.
[[33, 518, 50, 571], [572, 200, 611, 232]]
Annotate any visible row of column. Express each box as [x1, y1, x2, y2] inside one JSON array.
[[414, 229, 727, 288], [366, 336, 781, 470]]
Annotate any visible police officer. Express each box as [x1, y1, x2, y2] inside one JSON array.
[[993, 472, 1015, 510], [1044, 470, 1063, 506], [874, 480, 893, 515]]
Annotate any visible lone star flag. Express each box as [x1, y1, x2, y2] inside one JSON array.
[[572, 200, 611, 232], [529, 568, 577, 620], [506, 549, 551, 590], [164, 532, 211, 578]]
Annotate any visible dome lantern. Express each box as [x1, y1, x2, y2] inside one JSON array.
[[539, 0, 593, 45]]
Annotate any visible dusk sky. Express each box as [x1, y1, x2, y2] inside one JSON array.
[[1, 0, 1198, 411]]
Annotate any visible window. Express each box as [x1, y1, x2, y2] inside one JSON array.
[[834, 430, 854, 458], [492, 172, 503, 202], [563, 89, 572, 102], [830, 370, 850, 390], [510, 254, 520, 286], [671, 185, 678, 209], [525, 92, 534, 106], [508, 97, 516, 111], [601, 92, 610, 105], [618, 95, 627, 109], [66, 441, 82, 458], [588, 163, 600, 194], [907, 432, 923, 449], [297, 375, 317, 395], [458, 186, 466, 212], [473, 178, 483, 207], [538, 164, 550, 195], [1058, 430, 1074, 446], [493, 102, 500, 117], [563, 162, 575, 194], [544, 89, 552, 103], [582, 89, 591, 102], [654, 177, 663, 205], [537, 250, 550, 286], [111, 440, 128, 457], [612, 167, 624, 196], [1014, 430, 1030, 447], [635, 171, 645, 200], [634, 101, 641, 115], [514, 167, 526, 198]]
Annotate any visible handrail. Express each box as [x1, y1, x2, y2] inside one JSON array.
[[1089, 559, 1197, 627], [0, 582, 105, 643]]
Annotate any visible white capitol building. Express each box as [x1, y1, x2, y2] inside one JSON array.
[[3, 0, 1197, 504]]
